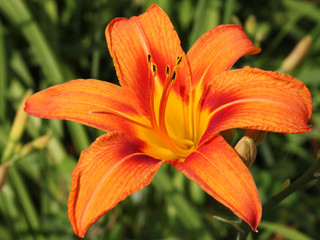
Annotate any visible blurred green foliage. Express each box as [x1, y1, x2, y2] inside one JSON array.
[[0, 0, 319, 239]]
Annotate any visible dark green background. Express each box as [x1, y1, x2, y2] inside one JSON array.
[[0, 0, 319, 239]]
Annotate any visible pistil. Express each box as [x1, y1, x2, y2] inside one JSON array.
[[147, 54, 158, 129], [155, 56, 193, 158]]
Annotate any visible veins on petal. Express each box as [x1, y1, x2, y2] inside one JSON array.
[[89, 110, 152, 130]]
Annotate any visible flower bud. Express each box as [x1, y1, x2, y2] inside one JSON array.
[[20, 135, 51, 156], [255, 23, 270, 44], [244, 130, 267, 145], [0, 162, 10, 189], [234, 136, 257, 168], [20, 142, 33, 157], [280, 35, 312, 72], [32, 134, 51, 150], [245, 15, 257, 36], [231, 15, 242, 26], [10, 90, 32, 142]]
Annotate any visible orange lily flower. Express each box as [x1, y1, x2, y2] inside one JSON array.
[[24, 4, 312, 238]]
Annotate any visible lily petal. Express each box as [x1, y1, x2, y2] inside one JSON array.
[[106, 4, 191, 116], [68, 132, 162, 237], [24, 79, 143, 132], [200, 67, 312, 145], [175, 135, 261, 230], [187, 24, 260, 88]]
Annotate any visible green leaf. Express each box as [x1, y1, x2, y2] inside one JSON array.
[[188, 0, 222, 47], [0, 0, 63, 84], [259, 221, 312, 240], [0, 20, 6, 121], [10, 51, 34, 87]]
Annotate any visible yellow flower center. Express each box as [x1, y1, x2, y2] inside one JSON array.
[[137, 54, 210, 162], [90, 54, 211, 162]]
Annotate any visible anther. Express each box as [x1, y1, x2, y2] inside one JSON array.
[[176, 56, 182, 67], [147, 54, 152, 67], [152, 63, 157, 77], [171, 71, 177, 84], [166, 65, 170, 77]]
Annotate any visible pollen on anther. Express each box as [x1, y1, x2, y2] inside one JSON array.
[[147, 54, 152, 66], [171, 71, 177, 83], [176, 56, 182, 66], [152, 63, 157, 76], [166, 65, 170, 77]]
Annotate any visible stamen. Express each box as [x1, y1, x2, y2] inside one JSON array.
[[176, 56, 182, 67], [90, 110, 152, 130], [147, 55, 192, 157], [147, 54, 151, 66], [157, 62, 189, 157], [171, 71, 177, 84], [147, 54, 158, 129], [166, 65, 170, 77], [169, 56, 182, 85], [159, 65, 172, 127], [152, 63, 157, 77]]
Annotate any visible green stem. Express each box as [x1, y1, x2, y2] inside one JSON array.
[[1, 141, 16, 162], [237, 222, 251, 240], [263, 157, 320, 213], [0, 191, 19, 239], [237, 157, 320, 240], [40, 151, 49, 216]]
